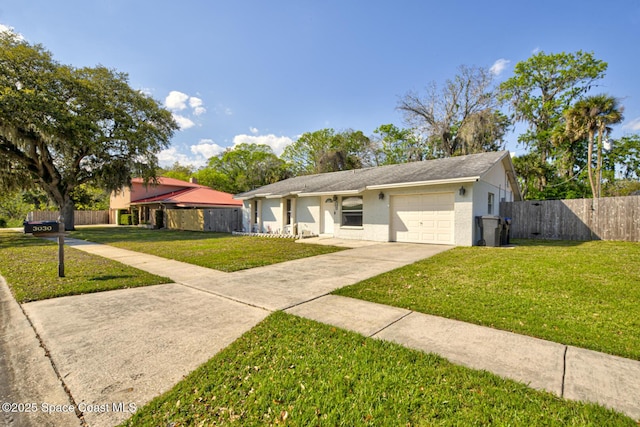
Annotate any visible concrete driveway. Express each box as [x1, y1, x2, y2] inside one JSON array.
[[7, 240, 452, 427]]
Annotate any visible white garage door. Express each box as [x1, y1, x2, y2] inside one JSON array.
[[391, 193, 455, 244]]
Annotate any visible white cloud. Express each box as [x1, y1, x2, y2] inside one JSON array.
[[164, 91, 190, 111], [158, 142, 222, 169], [172, 114, 195, 130], [158, 147, 198, 168], [623, 117, 640, 131], [0, 23, 24, 40], [250, 127, 259, 134], [165, 91, 206, 119], [189, 97, 206, 116], [490, 58, 510, 76], [190, 139, 225, 159], [532, 47, 541, 54], [232, 134, 294, 156]]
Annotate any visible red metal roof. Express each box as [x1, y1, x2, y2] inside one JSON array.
[[130, 177, 242, 207]]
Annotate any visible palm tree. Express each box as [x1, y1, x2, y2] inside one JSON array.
[[594, 96, 624, 197], [564, 95, 623, 198]]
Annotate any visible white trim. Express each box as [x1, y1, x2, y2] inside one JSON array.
[[234, 192, 272, 200], [298, 189, 364, 197], [367, 176, 479, 190]]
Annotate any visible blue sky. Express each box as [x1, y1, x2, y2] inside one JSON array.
[[2, 1, 640, 168]]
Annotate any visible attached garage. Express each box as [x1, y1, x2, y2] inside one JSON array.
[[391, 193, 455, 244], [236, 151, 522, 246]]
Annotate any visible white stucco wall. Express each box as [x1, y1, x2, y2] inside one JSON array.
[[295, 196, 321, 235], [480, 161, 514, 204], [362, 190, 390, 242], [261, 198, 282, 234], [241, 200, 251, 232]]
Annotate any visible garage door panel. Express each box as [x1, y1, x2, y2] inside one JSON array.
[[391, 193, 454, 244]]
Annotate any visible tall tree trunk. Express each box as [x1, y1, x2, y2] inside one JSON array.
[[60, 198, 75, 231], [596, 127, 604, 198], [586, 130, 597, 199]]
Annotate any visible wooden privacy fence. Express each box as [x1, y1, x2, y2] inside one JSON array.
[[500, 196, 640, 242], [166, 208, 241, 233], [28, 210, 109, 225]]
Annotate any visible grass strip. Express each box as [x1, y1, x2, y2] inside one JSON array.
[[70, 227, 345, 272], [0, 230, 170, 302], [121, 312, 634, 426], [335, 240, 640, 360]]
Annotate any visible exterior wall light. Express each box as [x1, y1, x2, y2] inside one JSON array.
[[459, 186, 466, 196], [378, 192, 385, 200]]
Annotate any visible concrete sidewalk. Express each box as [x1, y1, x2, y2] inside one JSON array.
[[287, 295, 640, 421], [3, 238, 640, 426]]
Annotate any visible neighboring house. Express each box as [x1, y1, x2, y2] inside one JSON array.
[[235, 151, 521, 246], [110, 177, 242, 227]]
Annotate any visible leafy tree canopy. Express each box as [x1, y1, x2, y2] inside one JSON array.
[[0, 31, 178, 229], [159, 162, 196, 182], [371, 124, 427, 165], [608, 134, 640, 180], [281, 128, 374, 175], [499, 50, 607, 162], [194, 143, 288, 194]]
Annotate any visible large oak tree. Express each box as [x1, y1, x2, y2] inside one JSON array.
[[0, 31, 177, 230]]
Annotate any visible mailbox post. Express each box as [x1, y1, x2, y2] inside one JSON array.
[[57, 216, 65, 277], [23, 216, 67, 277]]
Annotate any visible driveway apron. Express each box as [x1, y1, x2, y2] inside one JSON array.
[[16, 240, 452, 426], [184, 243, 453, 311]]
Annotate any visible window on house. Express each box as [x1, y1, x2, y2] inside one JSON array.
[[253, 200, 259, 224], [488, 192, 495, 214], [341, 196, 363, 227], [286, 199, 292, 225]]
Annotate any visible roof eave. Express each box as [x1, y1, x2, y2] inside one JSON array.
[[297, 189, 365, 197], [367, 176, 480, 190]]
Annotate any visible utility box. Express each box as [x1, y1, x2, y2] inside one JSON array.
[[23, 220, 60, 234], [477, 215, 502, 247]]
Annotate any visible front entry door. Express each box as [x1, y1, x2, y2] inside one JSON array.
[[322, 198, 334, 235]]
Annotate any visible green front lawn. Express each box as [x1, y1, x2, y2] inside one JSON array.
[[0, 230, 169, 302], [121, 312, 634, 426], [335, 240, 640, 361], [70, 227, 345, 272]]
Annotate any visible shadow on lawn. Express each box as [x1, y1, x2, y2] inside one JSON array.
[[89, 275, 135, 281], [510, 238, 591, 248], [70, 227, 233, 244], [0, 232, 57, 249]]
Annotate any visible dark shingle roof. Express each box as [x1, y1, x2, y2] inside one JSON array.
[[236, 151, 514, 199]]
